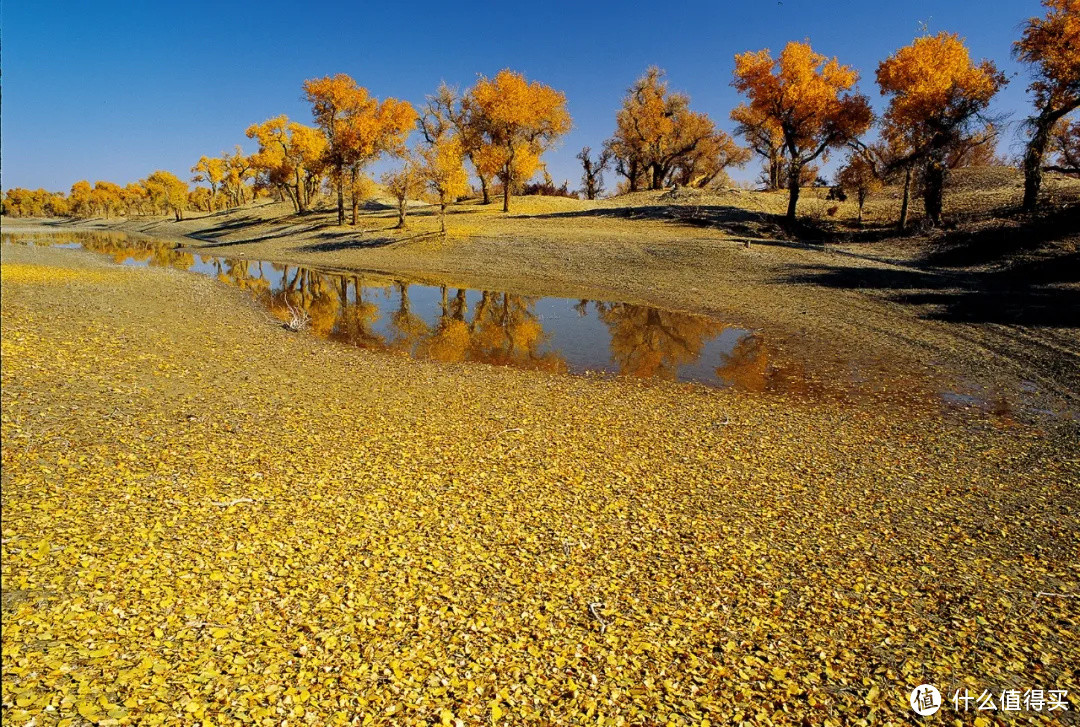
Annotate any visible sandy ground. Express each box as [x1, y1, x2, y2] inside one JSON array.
[[2, 244, 1077, 725]]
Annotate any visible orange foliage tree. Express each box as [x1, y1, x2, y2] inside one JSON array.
[[303, 74, 416, 225], [732, 41, 872, 224], [1015, 0, 1080, 210], [1048, 115, 1080, 173], [945, 123, 1000, 169], [463, 70, 571, 212], [417, 100, 469, 234], [91, 181, 125, 218], [191, 156, 225, 212], [877, 32, 1005, 226], [142, 171, 189, 221], [69, 181, 94, 217], [381, 155, 424, 229], [221, 146, 254, 208], [836, 153, 882, 223], [609, 68, 746, 192], [2, 188, 68, 217], [245, 116, 326, 213], [731, 104, 786, 190], [425, 83, 503, 205]]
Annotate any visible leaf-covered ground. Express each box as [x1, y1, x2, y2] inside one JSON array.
[[2, 245, 1078, 726]]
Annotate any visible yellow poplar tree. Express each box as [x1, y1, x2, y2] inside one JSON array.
[[1015, 0, 1080, 210], [304, 74, 416, 225], [191, 156, 225, 212], [91, 181, 124, 218], [877, 32, 1005, 226], [221, 146, 253, 208], [609, 67, 745, 190], [69, 180, 94, 217], [837, 153, 882, 223], [245, 116, 326, 213], [381, 156, 424, 229], [731, 104, 786, 190], [463, 70, 571, 212], [732, 41, 872, 224], [418, 104, 469, 234], [142, 170, 189, 221]]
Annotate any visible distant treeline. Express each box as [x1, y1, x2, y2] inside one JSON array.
[[4, 0, 1077, 230]]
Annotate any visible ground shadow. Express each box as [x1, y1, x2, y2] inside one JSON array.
[[523, 204, 783, 239], [919, 205, 1080, 269], [295, 233, 421, 253], [779, 252, 1080, 328]]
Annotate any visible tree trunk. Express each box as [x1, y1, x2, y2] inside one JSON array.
[[336, 173, 345, 226], [351, 168, 359, 225], [396, 199, 407, 229], [896, 166, 911, 230], [923, 157, 945, 227], [440, 201, 448, 233], [294, 169, 306, 214], [785, 160, 802, 225], [502, 157, 512, 213], [1023, 112, 1054, 213], [623, 159, 641, 193], [480, 175, 491, 204]]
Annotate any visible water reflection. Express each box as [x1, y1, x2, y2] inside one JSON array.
[[4, 231, 802, 390]]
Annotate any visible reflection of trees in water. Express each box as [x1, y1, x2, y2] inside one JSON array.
[[11, 233, 814, 388], [388, 283, 430, 350], [418, 288, 471, 362], [15, 231, 197, 270], [715, 333, 811, 394], [330, 277, 384, 348], [469, 292, 565, 372], [595, 302, 726, 380]]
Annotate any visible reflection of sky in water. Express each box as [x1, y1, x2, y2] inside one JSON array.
[[8, 232, 761, 387]]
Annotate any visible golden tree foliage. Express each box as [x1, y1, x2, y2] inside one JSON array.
[[837, 153, 882, 223], [245, 116, 326, 214], [304, 74, 417, 225], [141, 171, 190, 221], [69, 180, 94, 217], [1049, 114, 1080, 172], [1015, 0, 1080, 209], [221, 146, 254, 208], [188, 186, 213, 213], [191, 156, 226, 212], [418, 134, 469, 234], [609, 68, 747, 192], [423, 84, 501, 204], [731, 104, 786, 190], [463, 70, 571, 212], [381, 157, 425, 229], [1, 189, 68, 218], [732, 41, 872, 223], [877, 32, 1005, 225], [90, 181, 125, 219], [123, 183, 151, 216], [418, 94, 471, 233]]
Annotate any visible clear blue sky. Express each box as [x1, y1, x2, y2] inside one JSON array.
[[1, 0, 1046, 194]]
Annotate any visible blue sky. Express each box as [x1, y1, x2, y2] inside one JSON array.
[[1, 1, 1047, 194]]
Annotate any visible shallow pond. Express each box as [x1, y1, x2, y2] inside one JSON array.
[[4, 230, 814, 391]]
